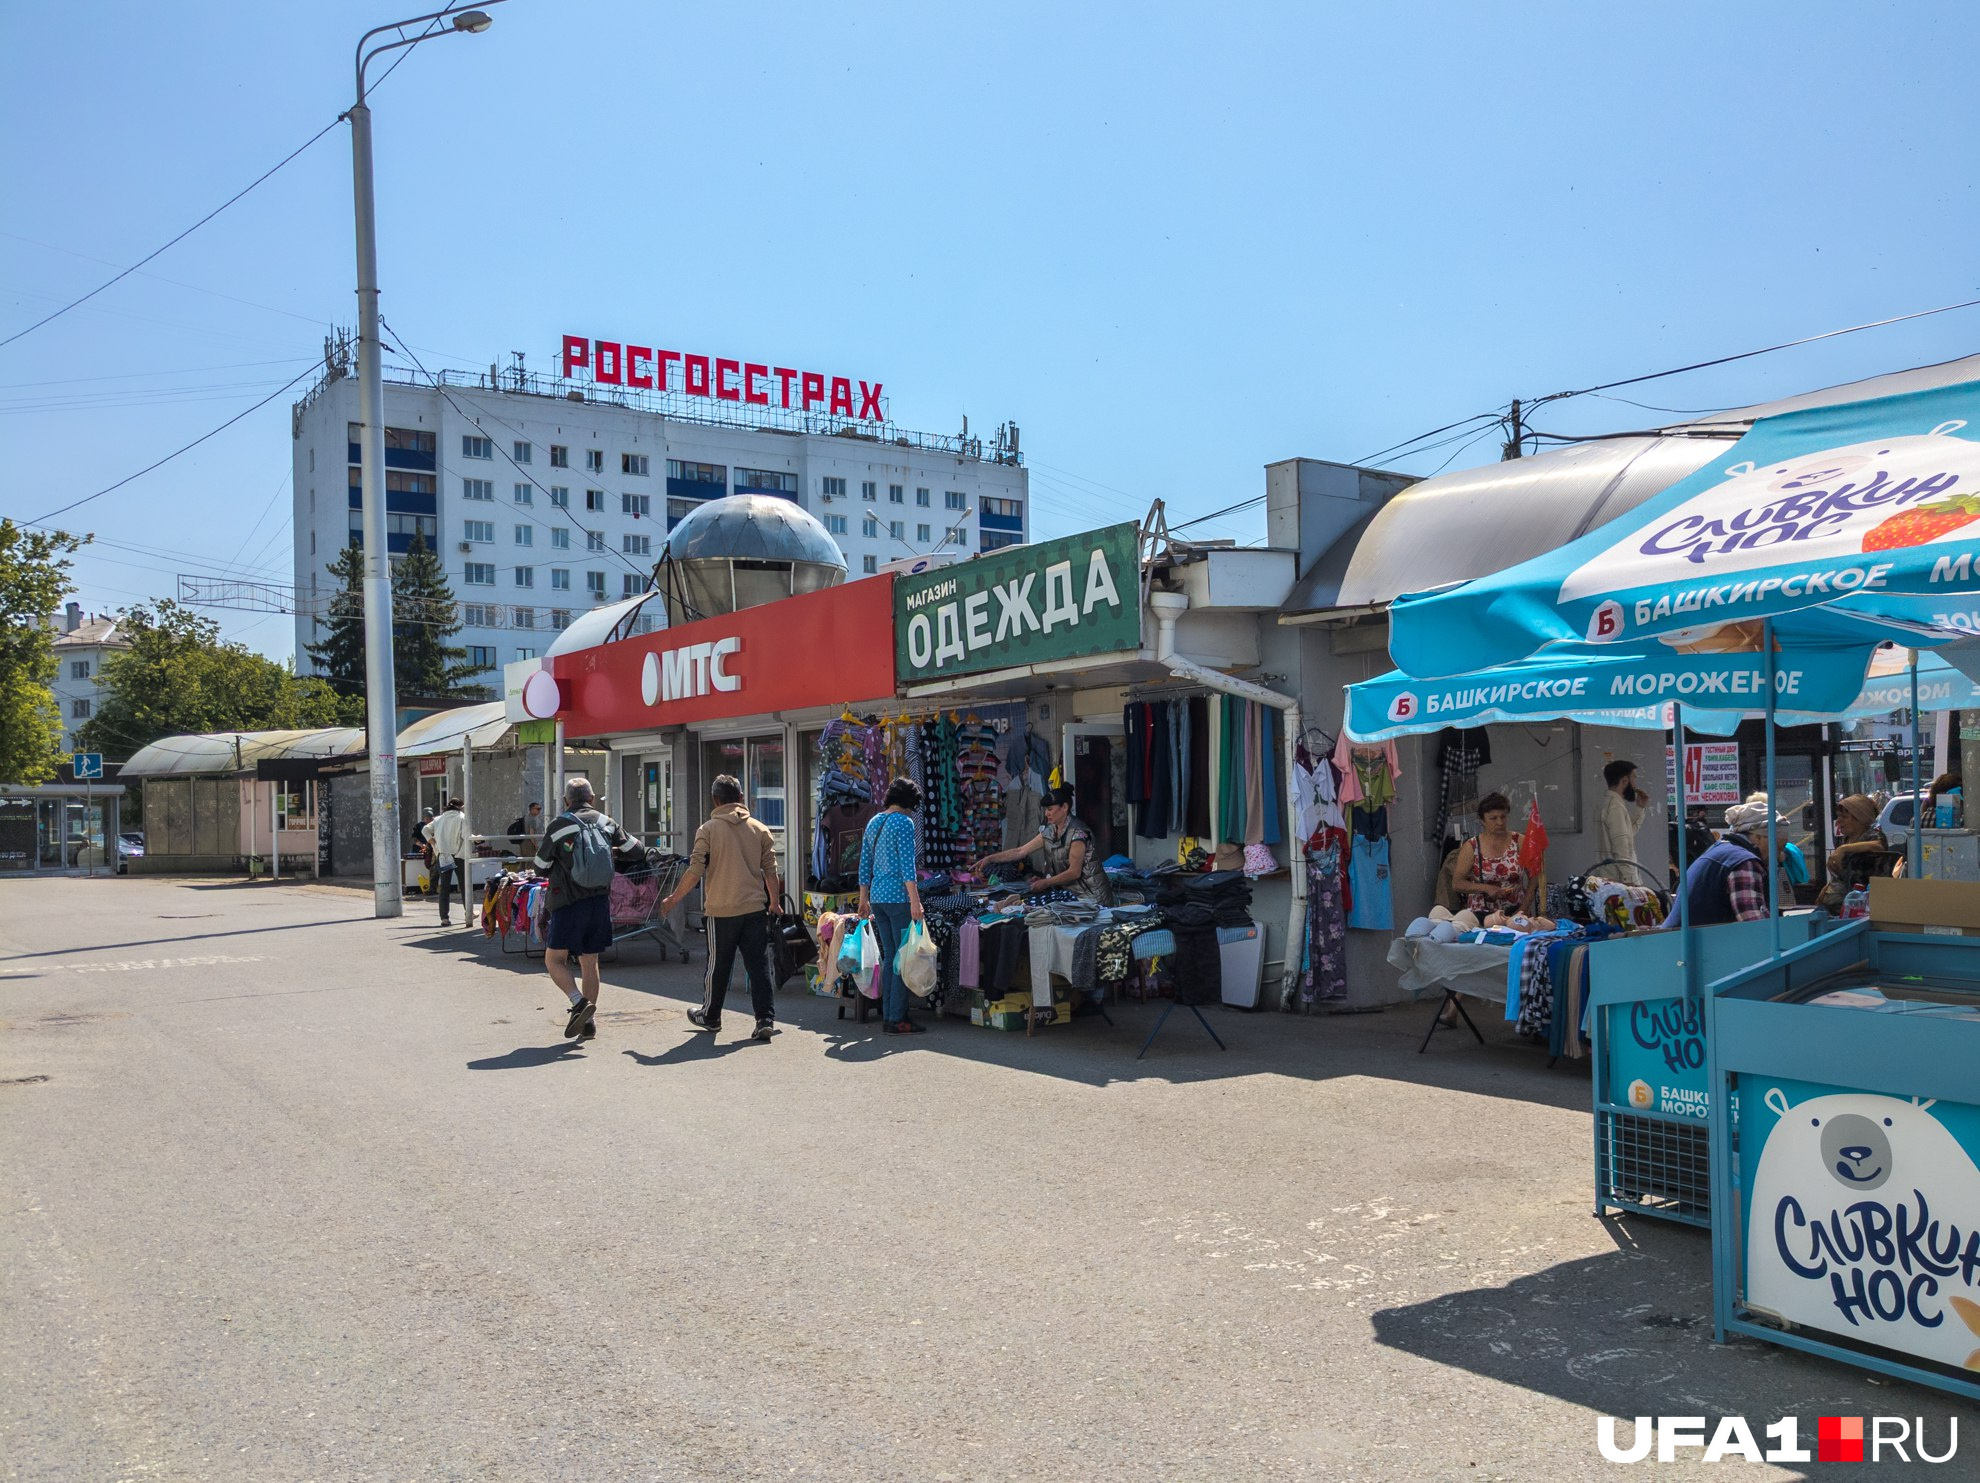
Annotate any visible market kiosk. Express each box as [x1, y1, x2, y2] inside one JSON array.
[[1378, 375, 1980, 1399]]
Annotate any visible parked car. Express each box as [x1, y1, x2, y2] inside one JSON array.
[[1874, 792, 1927, 853], [117, 831, 145, 873]]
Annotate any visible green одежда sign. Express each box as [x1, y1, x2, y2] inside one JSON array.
[[894, 522, 1142, 683]]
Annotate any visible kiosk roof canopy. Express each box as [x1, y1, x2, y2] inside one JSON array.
[[1293, 354, 1980, 615], [119, 728, 365, 778]]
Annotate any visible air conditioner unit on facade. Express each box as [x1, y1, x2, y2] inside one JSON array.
[[459, 542, 473, 553]]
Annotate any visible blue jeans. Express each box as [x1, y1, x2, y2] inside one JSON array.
[[871, 901, 912, 1023]]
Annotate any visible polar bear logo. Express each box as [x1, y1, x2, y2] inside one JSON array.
[[1746, 1084, 1980, 1373], [1560, 419, 1979, 602]]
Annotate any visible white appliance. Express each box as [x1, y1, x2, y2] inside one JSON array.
[[1217, 923, 1264, 1009]]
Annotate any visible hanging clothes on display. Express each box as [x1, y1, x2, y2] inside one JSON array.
[[1292, 735, 1344, 844], [1346, 805, 1394, 931], [1432, 727, 1490, 845], [1299, 823, 1351, 1006], [1185, 696, 1211, 836]]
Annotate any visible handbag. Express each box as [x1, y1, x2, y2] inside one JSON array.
[[767, 893, 817, 968]]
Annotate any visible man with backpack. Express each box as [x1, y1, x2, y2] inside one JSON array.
[[534, 776, 645, 1042], [659, 774, 783, 1042]]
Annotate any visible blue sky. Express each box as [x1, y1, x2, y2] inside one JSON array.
[[3, 1, 1974, 659]]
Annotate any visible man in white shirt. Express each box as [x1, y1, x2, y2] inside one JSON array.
[[1596, 760, 1648, 879], [422, 798, 472, 927]]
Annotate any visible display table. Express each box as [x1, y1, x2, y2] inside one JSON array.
[[1385, 935, 1511, 1000]]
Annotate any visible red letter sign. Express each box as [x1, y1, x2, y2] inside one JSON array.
[[774, 367, 798, 408], [801, 372, 825, 410], [626, 345, 654, 390], [595, 340, 623, 385], [744, 363, 770, 406], [684, 354, 711, 396], [829, 376, 853, 417], [655, 349, 681, 393], [561, 335, 590, 378], [858, 380, 884, 420], [715, 358, 742, 402]]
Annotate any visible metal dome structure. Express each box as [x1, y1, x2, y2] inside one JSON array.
[[655, 494, 847, 625]]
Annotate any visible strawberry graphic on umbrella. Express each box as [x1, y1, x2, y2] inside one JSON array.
[[1863, 492, 1980, 551]]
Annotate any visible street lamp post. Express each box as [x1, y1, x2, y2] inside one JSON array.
[[349, 5, 499, 917]]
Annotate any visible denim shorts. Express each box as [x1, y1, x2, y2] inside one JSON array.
[[546, 893, 613, 955]]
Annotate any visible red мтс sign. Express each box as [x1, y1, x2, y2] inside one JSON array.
[[560, 334, 884, 421]]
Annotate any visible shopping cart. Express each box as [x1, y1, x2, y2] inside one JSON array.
[[608, 849, 694, 962]]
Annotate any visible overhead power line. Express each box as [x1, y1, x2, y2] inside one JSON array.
[[25, 361, 320, 524]]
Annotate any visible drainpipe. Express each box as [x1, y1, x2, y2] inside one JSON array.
[[1147, 591, 1306, 1006]]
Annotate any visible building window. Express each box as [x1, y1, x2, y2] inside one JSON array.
[[587, 531, 605, 551], [889, 520, 904, 541], [585, 490, 605, 512], [71, 697, 91, 719], [513, 607, 536, 629], [981, 496, 1024, 518], [310, 531, 316, 555], [820, 476, 847, 501], [513, 441, 532, 464], [515, 646, 538, 662], [467, 645, 497, 670], [464, 563, 495, 585], [889, 483, 904, 504], [551, 528, 570, 550], [549, 444, 568, 469], [861, 516, 878, 538], [514, 525, 533, 546], [514, 566, 534, 588], [917, 523, 931, 543], [945, 490, 967, 510], [549, 608, 571, 629], [825, 514, 848, 535], [622, 453, 649, 476], [621, 493, 651, 518], [551, 568, 571, 590], [461, 603, 494, 626], [462, 435, 493, 460], [586, 571, 607, 596], [862, 555, 878, 575], [623, 534, 651, 556], [513, 483, 533, 505], [947, 525, 967, 544], [385, 512, 438, 544], [916, 487, 930, 507], [463, 520, 495, 542], [462, 479, 494, 501], [69, 660, 91, 680], [622, 574, 646, 597], [667, 459, 727, 486], [586, 449, 604, 473], [734, 468, 798, 496], [549, 485, 569, 507], [979, 531, 1024, 552], [861, 480, 877, 502]]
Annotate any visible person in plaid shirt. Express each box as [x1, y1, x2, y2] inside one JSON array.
[[1670, 793, 1780, 926]]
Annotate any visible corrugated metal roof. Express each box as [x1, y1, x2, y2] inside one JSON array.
[[1286, 353, 1980, 617], [395, 702, 514, 759], [118, 728, 365, 778]]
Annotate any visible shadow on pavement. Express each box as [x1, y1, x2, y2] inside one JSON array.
[[621, 1033, 765, 1067], [466, 1042, 588, 1071], [1368, 1216, 1978, 1443]]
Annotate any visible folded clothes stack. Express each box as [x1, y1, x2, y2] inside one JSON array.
[[818, 769, 873, 808], [1157, 868, 1253, 927]]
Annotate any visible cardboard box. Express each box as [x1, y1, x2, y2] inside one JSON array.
[[1868, 877, 1980, 936]]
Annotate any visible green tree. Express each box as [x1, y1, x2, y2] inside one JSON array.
[[79, 601, 357, 762], [392, 533, 482, 697], [303, 535, 483, 700], [0, 520, 83, 784], [302, 542, 366, 697]]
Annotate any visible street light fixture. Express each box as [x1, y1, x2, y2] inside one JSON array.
[[348, 2, 503, 918], [864, 505, 963, 561]]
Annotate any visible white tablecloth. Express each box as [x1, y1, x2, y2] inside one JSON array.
[[1386, 936, 1511, 1004]]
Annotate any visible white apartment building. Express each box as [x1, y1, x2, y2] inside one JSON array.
[[290, 357, 1028, 685], [48, 603, 127, 751]]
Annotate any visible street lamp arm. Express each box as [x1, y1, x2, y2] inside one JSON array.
[[356, 1, 506, 98]]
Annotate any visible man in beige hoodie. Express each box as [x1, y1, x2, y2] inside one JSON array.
[[661, 775, 784, 1041]]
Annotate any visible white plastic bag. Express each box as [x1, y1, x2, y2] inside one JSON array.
[[898, 920, 939, 995], [859, 920, 882, 975]]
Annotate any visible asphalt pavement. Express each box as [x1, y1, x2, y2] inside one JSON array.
[[1, 874, 1972, 1481]]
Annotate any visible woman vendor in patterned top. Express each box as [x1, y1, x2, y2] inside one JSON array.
[[1440, 792, 1529, 1028], [970, 786, 1116, 908]]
